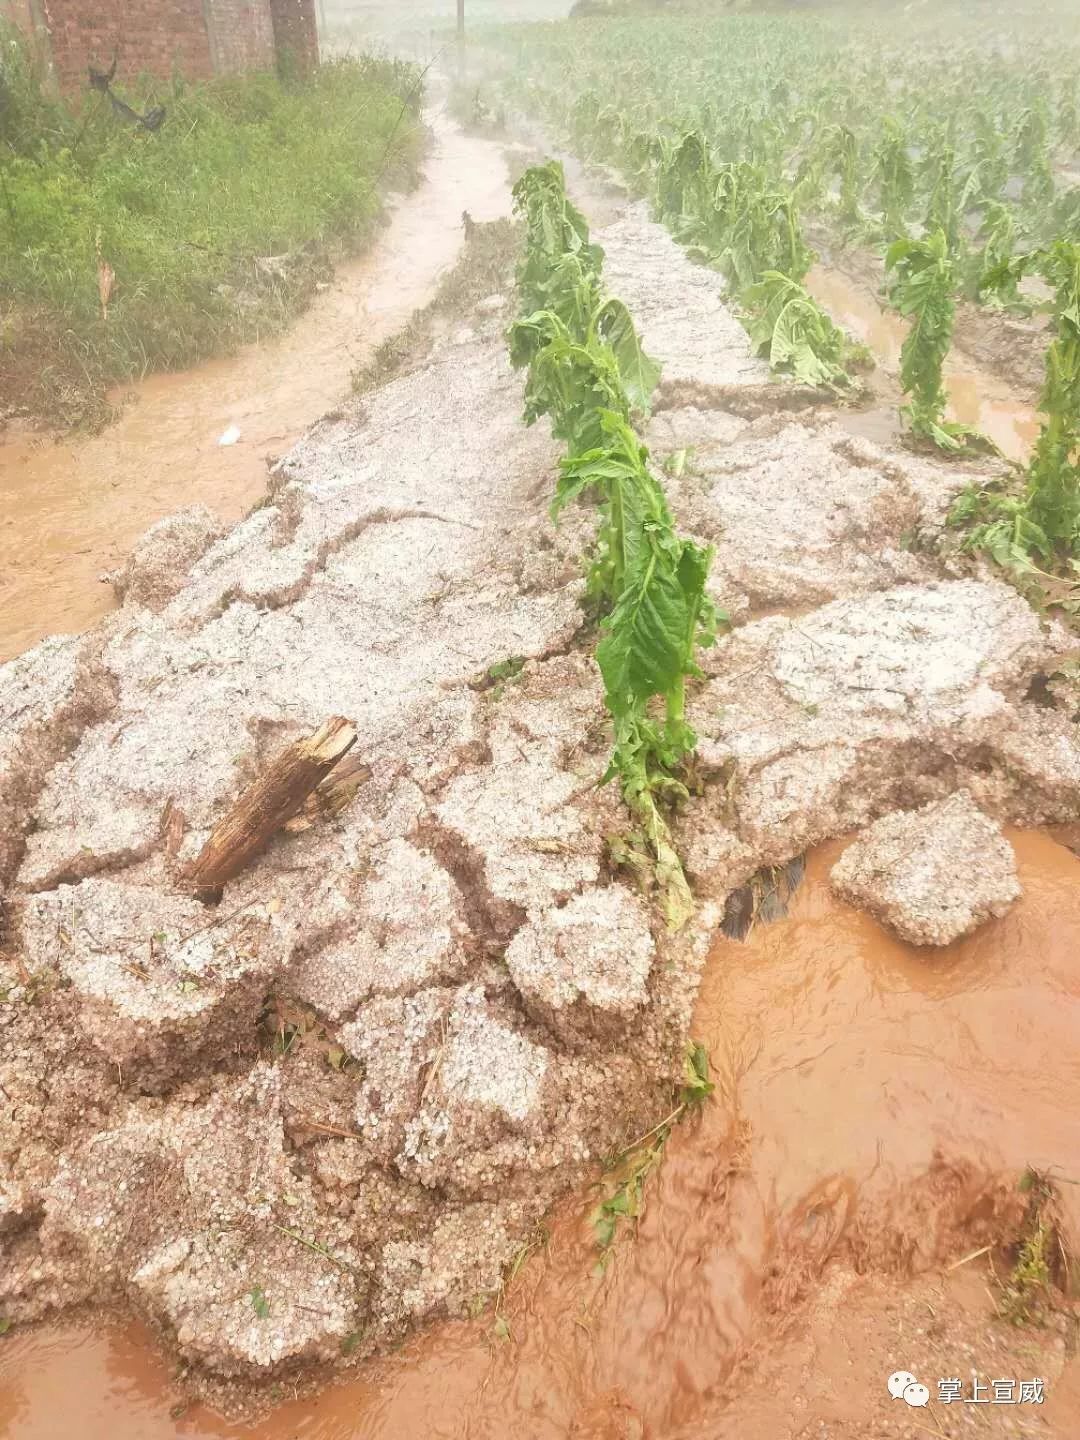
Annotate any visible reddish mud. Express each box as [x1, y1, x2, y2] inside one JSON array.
[[806, 265, 1042, 463], [0, 111, 512, 663], [3, 829, 1077, 1439]]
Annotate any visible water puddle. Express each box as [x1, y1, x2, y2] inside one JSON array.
[[0, 104, 512, 663], [4, 829, 1078, 1438], [806, 265, 1042, 462]]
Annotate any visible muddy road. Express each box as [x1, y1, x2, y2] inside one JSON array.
[[2, 85, 1080, 1440], [0, 107, 511, 662]]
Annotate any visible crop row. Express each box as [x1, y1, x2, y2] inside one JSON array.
[[485, 13, 1080, 579], [508, 161, 713, 928]]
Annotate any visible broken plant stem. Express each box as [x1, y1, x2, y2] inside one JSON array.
[[183, 717, 357, 895]]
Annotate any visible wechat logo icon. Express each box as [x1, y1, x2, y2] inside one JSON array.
[[888, 1371, 930, 1408]]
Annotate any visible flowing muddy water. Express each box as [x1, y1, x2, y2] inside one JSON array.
[[806, 265, 1042, 462], [5, 831, 1078, 1438], [0, 106, 512, 663]]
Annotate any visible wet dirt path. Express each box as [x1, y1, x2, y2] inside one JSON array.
[[4, 831, 1077, 1439], [806, 265, 1042, 461], [0, 105, 512, 663]]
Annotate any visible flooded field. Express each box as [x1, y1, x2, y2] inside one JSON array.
[[806, 266, 1042, 462], [0, 109, 511, 661], [3, 834, 1077, 1439]]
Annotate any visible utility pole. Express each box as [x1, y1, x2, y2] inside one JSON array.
[[457, 0, 465, 82]]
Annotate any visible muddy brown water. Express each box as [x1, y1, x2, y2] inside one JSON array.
[[806, 265, 1042, 463], [0, 108, 512, 664], [4, 830, 1078, 1438]]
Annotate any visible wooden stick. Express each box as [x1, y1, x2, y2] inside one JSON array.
[[282, 751, 372, 835], [183, 717, 356, 895], [945, 1243, 992, 1272]]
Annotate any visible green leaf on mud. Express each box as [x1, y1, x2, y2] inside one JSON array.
[[487, 656, 526, 683], [681, 1042, 715, 1106]]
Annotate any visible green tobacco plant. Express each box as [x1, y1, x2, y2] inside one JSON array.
[[558, 413, 717, 929], [819, 122, 861, 224], [510, 162, 707, 927], [717, 169, 813, 292], [1014, 105, 1055, 207], [743, 271, 864, 390], [651, 141, 859, 388], [887, 229, 985, 452], [921, 138, 962, 257], [1058, 85, 1080, 151], [509, 168, 658, 440], [968, 114, 1010, 208], [1027, 241, 1080, 548], [654, 130, 715, 233], [872, 118, 914, 240], [512, 159, 604, 321], [655, 141, 813, 293], [510, 308, 631, 453], [509, 294, 659, 453], [953, 242, 1080, 570], [488, 7, 1080, 349], [594, 297, 662, 412], [962, 202, 1033, 311]]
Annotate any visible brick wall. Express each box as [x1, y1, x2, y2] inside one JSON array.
[[269, 0, 319, 74], [35, 0, 215, 90], [203, 0, 275, 76], [3, 0, 305, 93]]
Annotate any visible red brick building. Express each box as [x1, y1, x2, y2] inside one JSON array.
[[2, 0, 319, 93]]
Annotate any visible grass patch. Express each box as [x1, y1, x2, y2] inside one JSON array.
[[0, 28, 425, 426]]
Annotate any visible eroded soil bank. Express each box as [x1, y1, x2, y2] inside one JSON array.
[[2, 125, 1080, 1438], [3, 835, 1078, 1438], [0, 106, 511, 662]]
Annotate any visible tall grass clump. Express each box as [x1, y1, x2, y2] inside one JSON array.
[[0, 27, 424, 423]]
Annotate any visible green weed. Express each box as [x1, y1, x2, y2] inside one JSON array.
[[993, 1169, 1069, 1327], [486, 656, 526, 683], [591, 1042, 713, 1272]]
